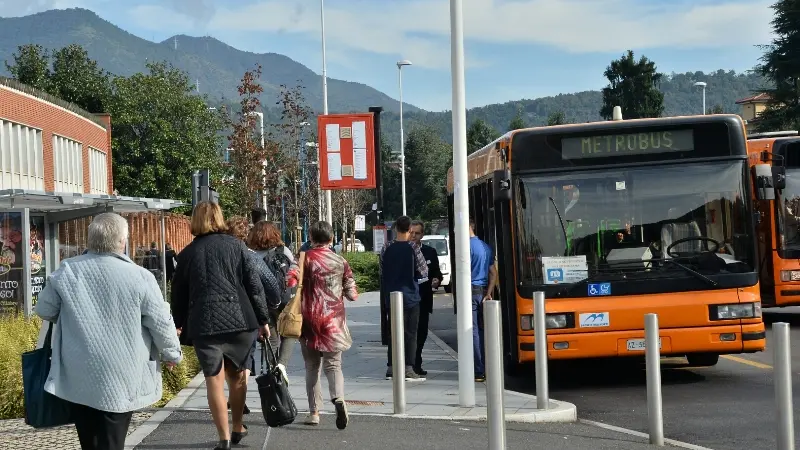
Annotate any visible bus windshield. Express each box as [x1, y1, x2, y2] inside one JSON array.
[[515, 160, 754, 286], [776, 168, 800, 254]]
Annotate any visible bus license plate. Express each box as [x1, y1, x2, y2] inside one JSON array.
[[626, 338, 661, 351]]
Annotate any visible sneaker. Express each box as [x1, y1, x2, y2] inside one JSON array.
[[405, 367, 425, 381], [333, 399, 349, 430], [276, 363, 289, 385], [304, 413, 320, 426], [413, 366, 428, 376], [475, 374, 486, 382], [386, 367, 393, 380]]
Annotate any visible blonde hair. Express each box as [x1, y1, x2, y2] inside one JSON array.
[[225, 216, 250, 241], [190, 202, 227, 236]]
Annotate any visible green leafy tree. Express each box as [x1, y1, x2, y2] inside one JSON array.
[[600, 50, 665, 120], [4, 44, 51, 91], [466, 119, 500, 154], [404, 126, 452, 220], [707, 105, 725, 114], [547, 111, 567, 125], [49, 44, 111, 113], [108, 62, 224, 205], [508, 114, 526, 131], [754, 0, 800, 131]]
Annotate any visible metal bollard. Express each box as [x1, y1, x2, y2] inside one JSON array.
[[533, 291, 549, 410], [773, 322, 795, 450], [484, 300, 506, 449], [644, 313, 664, 446], [390, 292, 406, 414]]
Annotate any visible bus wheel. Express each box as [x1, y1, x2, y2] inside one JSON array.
[[444, 284, 452, 294], [686, 353, 720, 367]]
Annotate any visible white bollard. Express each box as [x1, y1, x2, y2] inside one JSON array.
[[644, 313, 664, 446], [533, 291, 549, 410], [484, 300, 506, 449], [390, 291, 406, 414], [773, 322, 795, 450]]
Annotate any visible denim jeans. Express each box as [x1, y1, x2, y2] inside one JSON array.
[[471, 286, 486, 376]]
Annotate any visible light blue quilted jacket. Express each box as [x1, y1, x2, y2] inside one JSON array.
[[35, 251, 183, 413]]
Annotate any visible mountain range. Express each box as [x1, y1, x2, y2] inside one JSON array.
[[0, 8, 769, 150]]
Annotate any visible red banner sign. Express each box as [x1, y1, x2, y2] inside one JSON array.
[[318, 113, 376, 190]]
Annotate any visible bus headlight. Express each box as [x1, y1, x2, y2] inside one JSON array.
[[520, 314, 570, 330], [780, 270, 800, 282], [710, 302, 762, 320]]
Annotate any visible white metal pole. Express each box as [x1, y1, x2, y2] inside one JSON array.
[[645, 313, 664, 446], [391, 291, 406, 414], [320, 0, 333, 225], [160, 213, 167, 300], [774, 322, 795, 450], [484, 300, 506, 449], [449, 0, 476, 407], [399, 66, 407, 216], [702, 87, 706, 115], [533, 291, 549, 410], [317, 161, 323, 221], [259, 112, 267, 211]]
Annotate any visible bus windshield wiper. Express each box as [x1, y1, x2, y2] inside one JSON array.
[[658, 258, 718, 287], [548, 197, 568, 248]]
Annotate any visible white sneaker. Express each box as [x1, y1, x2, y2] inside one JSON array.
[[277, 363, 289, 385], [304, 413, 320, 425]]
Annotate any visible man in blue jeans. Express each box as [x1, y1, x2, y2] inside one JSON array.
[[469, 218, 496, 382]]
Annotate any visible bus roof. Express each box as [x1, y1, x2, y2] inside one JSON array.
[[446, 114, 746, 194]]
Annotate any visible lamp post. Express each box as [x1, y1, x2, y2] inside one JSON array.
[[397, 59, 412, 216], [320, 0, 333, 225], [694, 81, 707, 115]]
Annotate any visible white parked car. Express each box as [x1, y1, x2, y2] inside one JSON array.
[[335, 238, 366, 253], [421, 234, 451, 293]]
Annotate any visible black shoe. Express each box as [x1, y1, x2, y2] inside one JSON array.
[[475, 374, 486, 382], [214, 440, 231, 450], [231, 424, 248, 445], [333, 399, 349, 430], [413, 366, 428, 376]]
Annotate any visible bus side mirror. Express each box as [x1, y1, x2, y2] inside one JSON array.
[[754, 163, 775, 200], [773, 166, 787, 190], [493, 170, 512, 202]]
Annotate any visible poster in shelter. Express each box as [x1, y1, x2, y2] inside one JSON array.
[[30, 216, 45, 306], [0, 212, 24, 314]]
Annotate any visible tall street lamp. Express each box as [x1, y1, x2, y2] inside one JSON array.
[[397, 59, 412, 216], [320, 0, 333, 225], [694, 81, 707, 115]]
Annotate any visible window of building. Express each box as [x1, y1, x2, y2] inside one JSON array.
[[53, 135, 83, 193], [0, 119, 45, 190], [89, 147, 108, 194]]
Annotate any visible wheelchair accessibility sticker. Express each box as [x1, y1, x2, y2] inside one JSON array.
[[588, 282, 611, 296], [579, 312, 610, 328]]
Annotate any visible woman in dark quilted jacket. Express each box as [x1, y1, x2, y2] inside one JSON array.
[[171, 202, 270, 450]]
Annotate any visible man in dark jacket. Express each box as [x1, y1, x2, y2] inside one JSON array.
[[409, 220, 443, 376]]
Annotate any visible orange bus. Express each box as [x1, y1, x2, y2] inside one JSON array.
[[446, 115, 768, 372], [747, 131, 798, 306]]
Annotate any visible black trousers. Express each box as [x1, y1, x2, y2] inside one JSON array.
[[71, 402, 133, 450], [415, 307, 430, 369], [387, 303, 420, 368]]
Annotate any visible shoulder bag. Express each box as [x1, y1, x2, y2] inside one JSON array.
[[256, 339, 297, 427], [22, 322, 74, 428], [277, 251, 305, 338]]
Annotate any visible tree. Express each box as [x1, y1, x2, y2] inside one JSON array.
[[600, 50, 665, 120], [707, 105, 725, 114], [404, 126, 452, 220], [754, 0, 800, 131], [49, 44, 111, 113], [547, 111, 567, 126], [508, 114, 526, 131], [4, 44, 51, 91], [333, 189, 373, 252], [466, 119, 500, 154], [108, 61, 224, 207]]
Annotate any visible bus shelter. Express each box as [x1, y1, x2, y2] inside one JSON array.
[[0, 188, 184, 318]]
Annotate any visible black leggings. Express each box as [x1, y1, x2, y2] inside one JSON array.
[[71, 402, 133, 450]]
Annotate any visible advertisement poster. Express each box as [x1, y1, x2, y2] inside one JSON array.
[[0, 212, 24, 314], [30, 216, 45, 306]]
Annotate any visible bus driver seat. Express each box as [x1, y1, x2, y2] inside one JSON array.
[[661, 207, 703, 258]]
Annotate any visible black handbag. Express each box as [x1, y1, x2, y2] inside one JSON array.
[[21, 322, 74, 428], [256, 339, 297, 427]]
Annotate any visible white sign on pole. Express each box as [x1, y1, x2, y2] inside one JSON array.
[[373, 227, 387, 254], [355, 214, 366, 231]]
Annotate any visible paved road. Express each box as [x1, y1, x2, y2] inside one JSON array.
[[426, 293, 800, 450], [136, 410, 676, 449]]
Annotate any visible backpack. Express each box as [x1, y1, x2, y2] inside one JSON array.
[[264, 246, 294, 305]]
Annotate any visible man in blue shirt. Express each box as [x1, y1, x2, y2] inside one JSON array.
[[469, 218, 496, 382]]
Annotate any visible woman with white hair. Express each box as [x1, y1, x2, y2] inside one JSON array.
[[35, 213, 182, 450]]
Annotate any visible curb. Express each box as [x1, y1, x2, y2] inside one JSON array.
[[124, 370, 206, 449], [425, 329, 577, 423]]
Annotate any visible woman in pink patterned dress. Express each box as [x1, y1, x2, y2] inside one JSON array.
[[292, 220, 358, 429]]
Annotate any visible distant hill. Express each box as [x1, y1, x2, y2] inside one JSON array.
[[0, 8, 769, 153], [0, 8, 420, 114]]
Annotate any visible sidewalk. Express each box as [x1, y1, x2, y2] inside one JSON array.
[[128, 292, 683, 449]]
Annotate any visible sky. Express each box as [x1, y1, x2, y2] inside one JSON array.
[[1, 0, 777, 112]]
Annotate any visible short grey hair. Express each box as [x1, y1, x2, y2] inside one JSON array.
[[87, 213, 129, 253], [410, 220, 425, 231]]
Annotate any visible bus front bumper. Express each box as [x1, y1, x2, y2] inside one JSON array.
[[517, 322, 766, 362]]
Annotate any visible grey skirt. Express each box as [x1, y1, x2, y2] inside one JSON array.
[[193, 330, 259, 377]]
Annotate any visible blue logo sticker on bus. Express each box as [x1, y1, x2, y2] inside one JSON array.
[[588, 283, 611, 296], [546, 268, 564, 282]]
